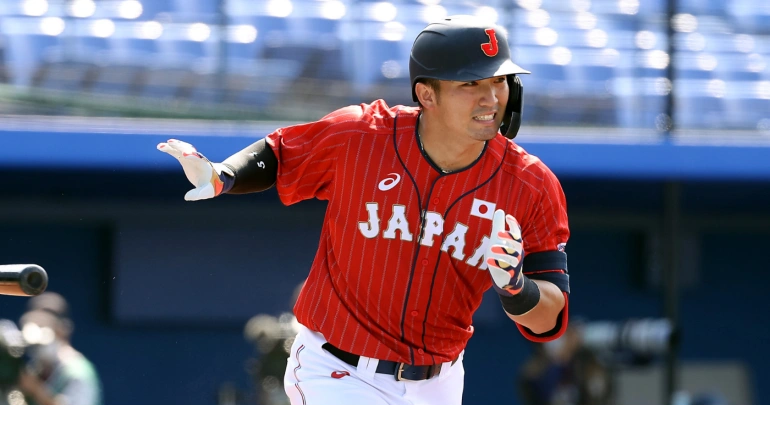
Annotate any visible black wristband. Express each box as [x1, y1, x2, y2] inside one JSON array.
[[497, 276, 540, 316]]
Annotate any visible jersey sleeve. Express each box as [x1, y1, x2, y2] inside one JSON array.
[[266, 106, 360, 205], [517, 163, 571, 342], [522, 164, 569, 255]]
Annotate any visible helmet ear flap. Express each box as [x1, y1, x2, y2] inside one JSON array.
[[501, 75, 524, 139]]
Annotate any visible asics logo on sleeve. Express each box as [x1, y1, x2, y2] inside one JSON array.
[[378, 173, 401, 191]]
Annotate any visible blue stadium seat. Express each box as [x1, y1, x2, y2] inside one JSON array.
[[223, 41, 260, 73], [65, 35, 111, 62], [185, 71, 221, 105], [341, 38, 406, 94], [135, 0, 176, 21], [85, 63, 145, 96], [675, 79, 727, 129], [676, 95, 725, 128], [275, 16, 344, 81], [740, 98, 770, 128], [155, 38, 218, 70], [107, 36, 161, 66], [724, 96, 770, 129], [228, 15, 288, 59], [672, 51, 716, 80], [524, 62, 567, 89], [567, 64, 615, 92], [232, 13, 343, 83], [2, 32, 61, 86], [166, 0, 221, 23], [188, 59, 304, 109], [162, 39, 210, 60], [612, 94, 667, 129], [29, 51, 104, 94], [677, 0, 728, 15], [637, 0, 668, 16], [287, 17, 340, 38], [595, 14, 642, 33], [676, 67, 714, 80], [170, 0, 220, 16], [138, 66, 196, 100], [726, 1, 770, 31], [710, 53, 763, 81], [0, 0, 22, 17]]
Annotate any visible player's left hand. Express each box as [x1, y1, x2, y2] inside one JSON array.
[[485, 209, 525, 295], [157, 139, 225, 201]]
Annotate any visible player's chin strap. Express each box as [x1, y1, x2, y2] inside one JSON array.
[[500, 75, 524, 139]]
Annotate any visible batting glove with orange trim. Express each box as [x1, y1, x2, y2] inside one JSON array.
[[157, 139, 227, 201], [485, 209, 525, 295]]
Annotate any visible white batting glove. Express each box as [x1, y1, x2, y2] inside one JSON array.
[[157, 139, 225, 201], [485, 209, 525, 295]]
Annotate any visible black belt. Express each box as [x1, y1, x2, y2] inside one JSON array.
[[322, 342, 457, 382]]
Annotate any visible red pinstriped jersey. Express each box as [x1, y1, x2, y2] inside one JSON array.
[[266, 99, 569, 365]]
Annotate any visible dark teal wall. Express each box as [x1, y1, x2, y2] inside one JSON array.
[[1, 151, 769, 404]]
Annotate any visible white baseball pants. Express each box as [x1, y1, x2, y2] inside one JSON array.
[[283, 324, 465, 405]]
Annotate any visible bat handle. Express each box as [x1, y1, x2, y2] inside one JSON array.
[[0, 264, 49, 296]]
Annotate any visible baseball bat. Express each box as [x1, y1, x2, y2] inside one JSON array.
[[0, 264, 49, 296]]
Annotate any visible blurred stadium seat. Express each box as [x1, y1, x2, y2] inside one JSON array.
[[0, 0, 766, 129], [677, 0, 727, 15], [85, 63, 143, 96], [134, 0, 176, 21], [107, 33, 160, 66], [675, 79, 726, 129], [2, 30, 61, 87]]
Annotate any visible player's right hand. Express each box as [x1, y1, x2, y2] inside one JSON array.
[[157, 139, 225, 201]]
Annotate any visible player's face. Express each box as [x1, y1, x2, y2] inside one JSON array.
[[436, 76, 509, 143]]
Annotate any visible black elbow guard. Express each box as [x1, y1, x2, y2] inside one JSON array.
[[522, 251, 570, 294], [221, 138, 278, 194]]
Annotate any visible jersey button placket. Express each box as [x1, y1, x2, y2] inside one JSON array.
[[410, 310, 418, 317]]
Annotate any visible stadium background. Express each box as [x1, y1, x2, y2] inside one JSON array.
[[0, 0, 768, 404]]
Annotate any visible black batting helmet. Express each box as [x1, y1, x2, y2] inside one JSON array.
[[409, 15, 530, 139]]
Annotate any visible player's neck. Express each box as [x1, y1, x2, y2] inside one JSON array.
[[418, 114, 486, 173]]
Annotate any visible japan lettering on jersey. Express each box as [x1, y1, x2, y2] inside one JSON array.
[[266, 100, 569, 366]]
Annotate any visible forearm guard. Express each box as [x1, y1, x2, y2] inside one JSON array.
[[219, 138, 279, 194]]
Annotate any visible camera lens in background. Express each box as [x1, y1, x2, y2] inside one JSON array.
[[580, 318, 675, 356]]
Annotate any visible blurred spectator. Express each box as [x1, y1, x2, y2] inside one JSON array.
[[241, 280, 303, 405], [17, 292, 102, 405], [517, 324, 613, 405]]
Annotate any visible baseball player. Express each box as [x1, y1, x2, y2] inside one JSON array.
[[159, 15, 570, 405]]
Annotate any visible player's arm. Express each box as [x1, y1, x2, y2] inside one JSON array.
[[157, 138, 278, 201], [220, 138, 278, 194], [504, 278, 565, 335], [485, 210, 570, 340]]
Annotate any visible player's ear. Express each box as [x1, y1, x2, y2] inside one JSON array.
[[415, 82, 438, 109]]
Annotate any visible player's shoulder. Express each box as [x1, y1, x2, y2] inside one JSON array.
[[318, 99, 419, 134], [491, 134, 561, 195], [493, 134, 553, 176], [270, 100, 416, 145]]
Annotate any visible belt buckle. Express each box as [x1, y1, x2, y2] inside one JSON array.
[[396, 363, 437, 381], [396, 362, 416, 382]]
